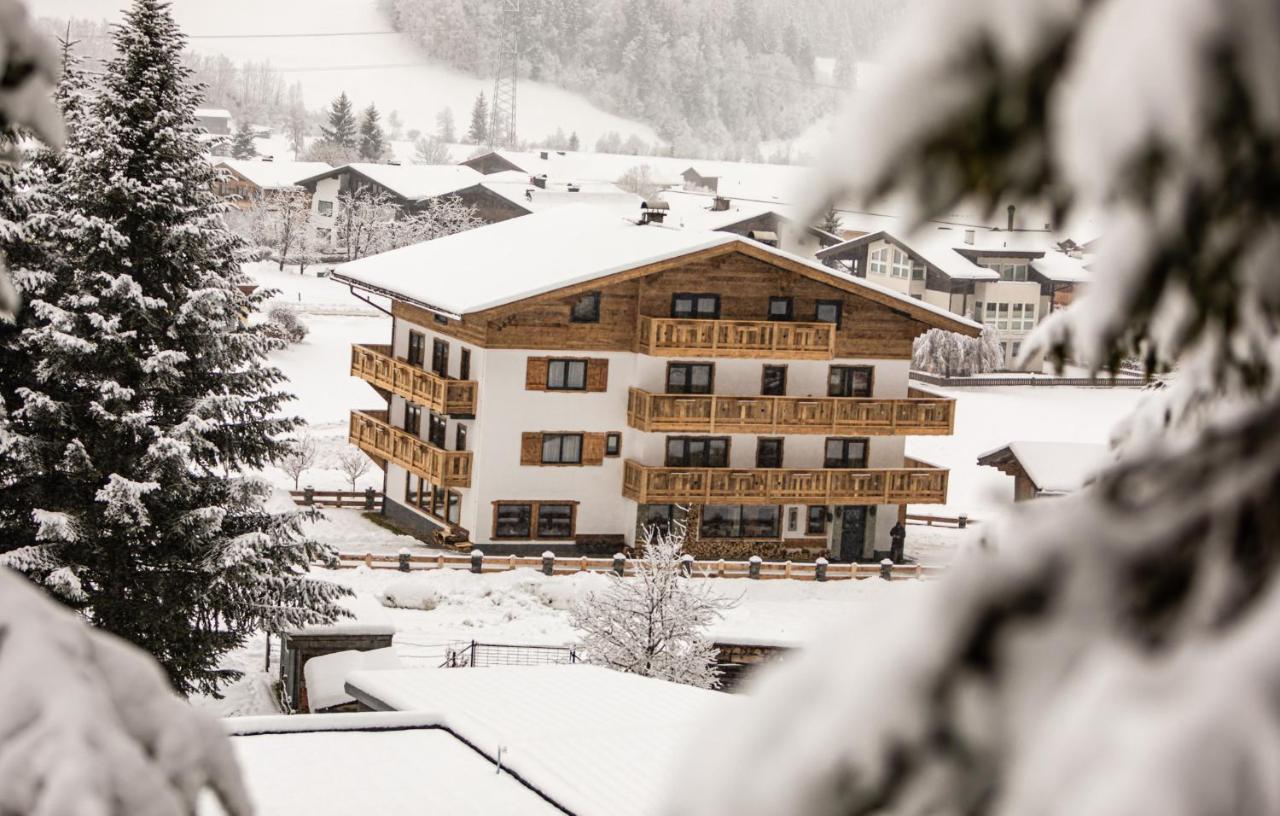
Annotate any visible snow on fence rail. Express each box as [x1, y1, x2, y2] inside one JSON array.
[[330, 550, 944, 581], [906, 512, 976, 528], [291, 487, 380, 509], [909, 370, 1148, 388]]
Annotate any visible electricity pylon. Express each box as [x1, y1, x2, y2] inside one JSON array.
[[487, 0, 521, 149]]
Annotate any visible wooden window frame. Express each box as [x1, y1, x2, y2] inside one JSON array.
[[527, 357, 607, 392], [666, 361, 714, 395], [806, 505, 827, 535], [541, 432, 585, 465], [815, 299, 843, 328], [427, 411, 447, 448], [492, 501, 579, 540], [756, 437, 784, 469], [459, 348, 471, 380], [671, 292, 721, 320], [407, 330, 426, 367], [403, 403, 422, 435], [536, 503, 577, 539], [604, 432, 622, 458], [547, 358, 588, 391], [828, 365, 875, 398], [455, 424, 467, 452], [665, 436, 731, 468], [570, 291, 602, 323], [767, 296, 794, 321], [761, 364, 787, 396], [824, 437, 869, 469], [431, 338, 450, 377], [699, 504, 782, 540]]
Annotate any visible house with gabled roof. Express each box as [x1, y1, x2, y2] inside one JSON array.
[[211, 158, 332, 209], [332, 203, 978, 563]]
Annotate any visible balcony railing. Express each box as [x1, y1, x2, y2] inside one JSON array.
[[350, 344, 478, 417], [626, 388, 955, 436], [349, 410, 472, 488], [636, 317, 836, 359], [621, 460, 948, 505]]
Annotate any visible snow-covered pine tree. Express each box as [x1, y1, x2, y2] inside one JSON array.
[[570, 523, 729, 689], [912, 326, 1004, 377], [229, 120, 257, 159], [436, 105, 456, 142], [568, 130, 580, 151], [0, 0, 348, 695], [358, 103, 386, 161], [320, 90, 357, 149], [467, 91, 488, 144], [674, 1, 1280, 814], [817, 203, 841, 236]]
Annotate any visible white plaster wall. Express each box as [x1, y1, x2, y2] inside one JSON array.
[[633, 357, 909, 400], [311, 177, 341, 247]]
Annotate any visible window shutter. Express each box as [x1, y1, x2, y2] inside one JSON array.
[[585, 358, 609, 392], [582, 433, 606, 466], [520, 432, 543, 465], [525, 357, 548, 391]]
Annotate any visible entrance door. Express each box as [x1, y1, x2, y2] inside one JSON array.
[[837, 506, 868, 563]]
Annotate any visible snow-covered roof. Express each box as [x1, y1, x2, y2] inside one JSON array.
[[978, 440, 1111, 494], [209, 714, 560, 815], [1032, 251, 1091, 283], [478, 177, 641, 215], [285, 592, 395, 637], [681, 160, 812, 202], [660, 189, 795, 233], [819, 229, 1001, 281], [331, 203, 982, 333], [299, 163, 483, 201], [194, 108, 231, 119], [468, 148, 693, 187], [214, 159, 332, 190], [344, 665, 740, 816], [302, 646, 402, 712]]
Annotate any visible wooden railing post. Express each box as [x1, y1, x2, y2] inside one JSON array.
[[542, 550, 556, 576]]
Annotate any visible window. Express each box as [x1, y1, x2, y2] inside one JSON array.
[[541, 433, 584, 464], [455, 424, 467, 452], [911, 261, 927, 281], [806, 506, 827, 535], [547, 359, 588, 390], [868, 246, 888, 276], [639, 503, 675, 536], [1010, 302, 1036, 330], [756, 438, 784, 469], [700, 505, 781, 539], [825, 438, 868, 468], [431, 338, 449, 377], [427, 412, 446, 448], [974, 300, 984, 322], [571, 291, 601, 323], [317, 200, 334, 216], [985, 302, 1011, 330], [431, 484, 446, 518], [828, 366, 874, 398], [891, 248, 911, 279], [407, 331, 426, 367], [1010, 341, 1022, 359], [537, 504, 575, 538], [815, 300, 842, 327], [666, 436, 730, 468], [605, 432, 622, 457], [672, 293, 720, 319], [494, 503, 532, 538], [459, 348, 471, 380], [768, 296, 793, 321], [447, 491, 461, 525], [405, 472, 415, 503], [666, 362, 713, 394], [434, 314, 448, 326], [761, 365, 787, 396], [403, 404, 421, 435]]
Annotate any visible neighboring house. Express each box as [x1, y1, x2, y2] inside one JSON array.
[[817, 222, 1091, 367], [332, 203, 979, 563], [211, 158, 332, 209], [296, 163, 485, 250], [217, 714, 564, 814], [977, 440, 1110, 501], [194, 107, 232, 137], [344, 665, 741, 816], [452, 172, 643, 224], [661, 189, 841, 260]]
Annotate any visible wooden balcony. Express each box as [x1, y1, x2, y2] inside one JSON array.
[[349, 410, 472, 488], [636, 317, 836, 359], [626, 388, 955, 436], [621, 460, 948, 505], [350, 344, 478, 417]]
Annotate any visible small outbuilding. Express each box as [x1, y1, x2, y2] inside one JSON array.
[[977, 440, 1110, 501], [279, 593, 395, 714]]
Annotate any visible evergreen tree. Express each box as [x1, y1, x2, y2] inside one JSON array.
[[817, 204, 841, 236], [435, 105, 456, 142], [0, 0, 346, 696], [467, 91, 488, 145], [568, 130, 580, 151], [357, 103, 386, 161], [320, 91, 357, 149], [229, 120, 257, 159]]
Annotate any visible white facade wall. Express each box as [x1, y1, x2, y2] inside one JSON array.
[[310, 177, 341, 249]]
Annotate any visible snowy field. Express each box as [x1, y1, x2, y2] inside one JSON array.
[[38, 0, 659, 145]]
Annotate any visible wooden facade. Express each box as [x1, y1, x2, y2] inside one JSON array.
[[349, 410, 472, 488], [351, 343, 478, 416], [621, 460, 949, 505], [636, 316, 836, 359], [626, 388, 955, 435]]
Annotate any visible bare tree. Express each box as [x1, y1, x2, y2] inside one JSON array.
[[336, 189, 482, 261], [278, 433, 318, 489], [616, 164, 660, 199], [334, 446, 372, 492], [412, 135, 451, 165], [251, 187, 315, 272]]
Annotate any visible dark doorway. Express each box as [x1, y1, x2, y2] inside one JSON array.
[[837, 506, 869, 563]]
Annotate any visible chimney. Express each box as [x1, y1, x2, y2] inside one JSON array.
[[533, 174, 548, 189], [640, 199, 670, 225], [712, 196, 731, 212], [1006, 204, 1016, 231], [964, 229, 976, 246]]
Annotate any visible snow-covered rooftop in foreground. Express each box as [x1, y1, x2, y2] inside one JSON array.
[[215, 158, 332, 190], [203, 714, 560, 815], [345, 665, 740, 816], [302, 646, 402, 712], [981, 440, 1111, 493]]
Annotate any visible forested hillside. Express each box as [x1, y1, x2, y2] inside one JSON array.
[[381, 0, 909, 158]]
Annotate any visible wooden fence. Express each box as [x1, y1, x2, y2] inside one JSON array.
[[909, 369, 1148, 388], [291, 488, 380, 509], [332, 550, 944, 581], [906, 512, 976, 528]]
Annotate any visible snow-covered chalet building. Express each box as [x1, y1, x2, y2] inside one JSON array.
[[332, 203, 979, 562]]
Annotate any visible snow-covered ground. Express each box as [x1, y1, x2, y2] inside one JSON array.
[[246, 261, 379, 316], [40, 0, 658, 146]]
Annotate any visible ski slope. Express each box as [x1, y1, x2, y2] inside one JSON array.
[[32, 0, 659, 144]]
